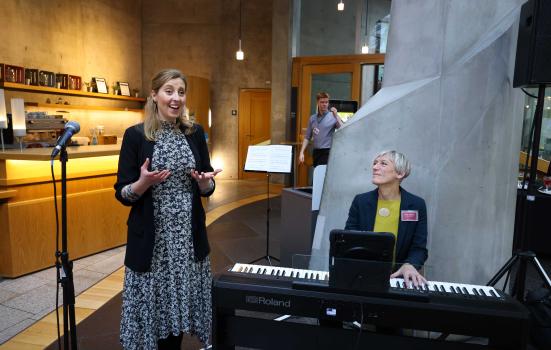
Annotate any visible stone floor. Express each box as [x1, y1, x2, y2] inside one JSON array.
[[0, 179, 274, 345]]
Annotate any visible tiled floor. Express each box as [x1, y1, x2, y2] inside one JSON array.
[[0, 179, 276, 346]]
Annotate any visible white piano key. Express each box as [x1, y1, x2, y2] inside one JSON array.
[[234, 264, 504, 292], [390, 277, 501, 298]]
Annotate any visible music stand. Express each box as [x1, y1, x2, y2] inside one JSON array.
[[244, 145, 293, 265]]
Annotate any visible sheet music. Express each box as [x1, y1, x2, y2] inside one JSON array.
[[244, 146, 268, 171], [266, 145, 292, 173], [244, 145, 292, 173]]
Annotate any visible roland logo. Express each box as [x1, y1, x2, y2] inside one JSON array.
[[245, 295, 291, 308]]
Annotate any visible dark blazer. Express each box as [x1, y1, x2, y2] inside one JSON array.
[[114, 122, 214, 272], [344, 188, 428, 267]]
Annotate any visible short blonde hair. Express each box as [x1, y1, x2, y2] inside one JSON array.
[[143, 69, 194, 140], [374, 150, 411, 179], [316, 92, 330, 100]]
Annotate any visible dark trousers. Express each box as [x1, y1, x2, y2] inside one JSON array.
[[313, 148, 330, 167], [157, 333, 183, 350]]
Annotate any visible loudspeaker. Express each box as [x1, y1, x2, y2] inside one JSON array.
[[513, 0, 551, 87]]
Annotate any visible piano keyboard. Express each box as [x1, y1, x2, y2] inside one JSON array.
[[230, 263, 503, 299], [231, 263, 330, 281]]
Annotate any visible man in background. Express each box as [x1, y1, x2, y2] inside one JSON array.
[[299, 92, 344, 167]]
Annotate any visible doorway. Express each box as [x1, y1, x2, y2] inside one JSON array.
[[238, 89, 272, 179]]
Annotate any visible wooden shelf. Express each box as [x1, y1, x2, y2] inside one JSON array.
[[24, 102, 143, 113], [0, 81, 146, 102], [0, 144, 120, 161]]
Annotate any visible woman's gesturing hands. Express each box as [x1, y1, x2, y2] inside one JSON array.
[[191, 169, 223, 192]]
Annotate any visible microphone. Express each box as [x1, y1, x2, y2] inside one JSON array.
[[51, 121, 80, 158]]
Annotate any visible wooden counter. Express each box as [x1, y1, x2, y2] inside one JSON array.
[[0, 145, 129, 277], [0, 145, 121, 161]]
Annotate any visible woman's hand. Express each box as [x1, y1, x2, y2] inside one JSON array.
[[390, 263, 427, 288], [191, 169, 223, 192], [132, 158, 171, 195]]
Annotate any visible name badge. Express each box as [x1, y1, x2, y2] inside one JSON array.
[[401, 210, 418, 222]]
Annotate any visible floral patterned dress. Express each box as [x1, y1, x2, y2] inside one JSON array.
[[120, 121, 212, 349]]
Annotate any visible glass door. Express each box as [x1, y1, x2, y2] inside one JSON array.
[[298, 63, 360, 186]]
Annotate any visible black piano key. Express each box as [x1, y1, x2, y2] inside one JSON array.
[[479, 288, 487, 296], [462, 287, 469, 295], [315, 273, 320, 280], [472, 288, 480, 296], [489, 289, 497, 298]]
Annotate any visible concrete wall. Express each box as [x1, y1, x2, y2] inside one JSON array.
[[312, 0, 525, 285], [142, 0, 273, 179], [298, 0, 391, 56], [271, 0, 293, 184], [0, 0, 142, 97], [299, 0, 358, 56], [0, 0, 143, 137]]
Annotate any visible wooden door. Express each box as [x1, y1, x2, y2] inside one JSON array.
[[238, 89, 271, 179]]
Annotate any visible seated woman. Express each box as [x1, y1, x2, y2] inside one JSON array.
[[345, 150, 428, 287]]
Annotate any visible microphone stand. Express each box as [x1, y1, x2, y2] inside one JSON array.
[[55, 146, 78, 349]]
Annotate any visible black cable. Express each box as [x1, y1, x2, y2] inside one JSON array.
[[353, 303, 364, 350], [521, 87, 538, 99], [51, 160, 62, 350]]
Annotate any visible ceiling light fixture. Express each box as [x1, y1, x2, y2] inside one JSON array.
[[337, 0, 344, 11], [236, 0, 244, 60]]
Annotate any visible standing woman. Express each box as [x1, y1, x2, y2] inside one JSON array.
[[115, 69, 221, 349]]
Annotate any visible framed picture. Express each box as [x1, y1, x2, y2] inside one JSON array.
[[119, 82, 131, 96], [93, 77, 108, 94]]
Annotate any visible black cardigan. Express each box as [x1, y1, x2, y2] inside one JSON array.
[[114, 122, 214, 272]]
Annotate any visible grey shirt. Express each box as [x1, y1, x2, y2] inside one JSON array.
[[305, 111, 338, 149]]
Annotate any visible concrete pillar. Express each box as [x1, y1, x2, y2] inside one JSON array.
[[312, 0, 525, 285]]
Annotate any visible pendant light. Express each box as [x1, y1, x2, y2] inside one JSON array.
[[236, 0, 244, 60], [337, 0, 344, 11]]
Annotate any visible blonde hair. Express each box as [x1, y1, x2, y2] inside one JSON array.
[[144, 69, 194, 140], [374, 150, 412, 179], [316, 91, 330, 100]]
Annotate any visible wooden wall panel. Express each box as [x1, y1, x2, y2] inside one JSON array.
[[1, 175, 129, 277]]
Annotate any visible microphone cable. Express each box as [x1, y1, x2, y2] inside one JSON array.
[[50, 160, 62, 350], [353, 302, 364, 350]]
